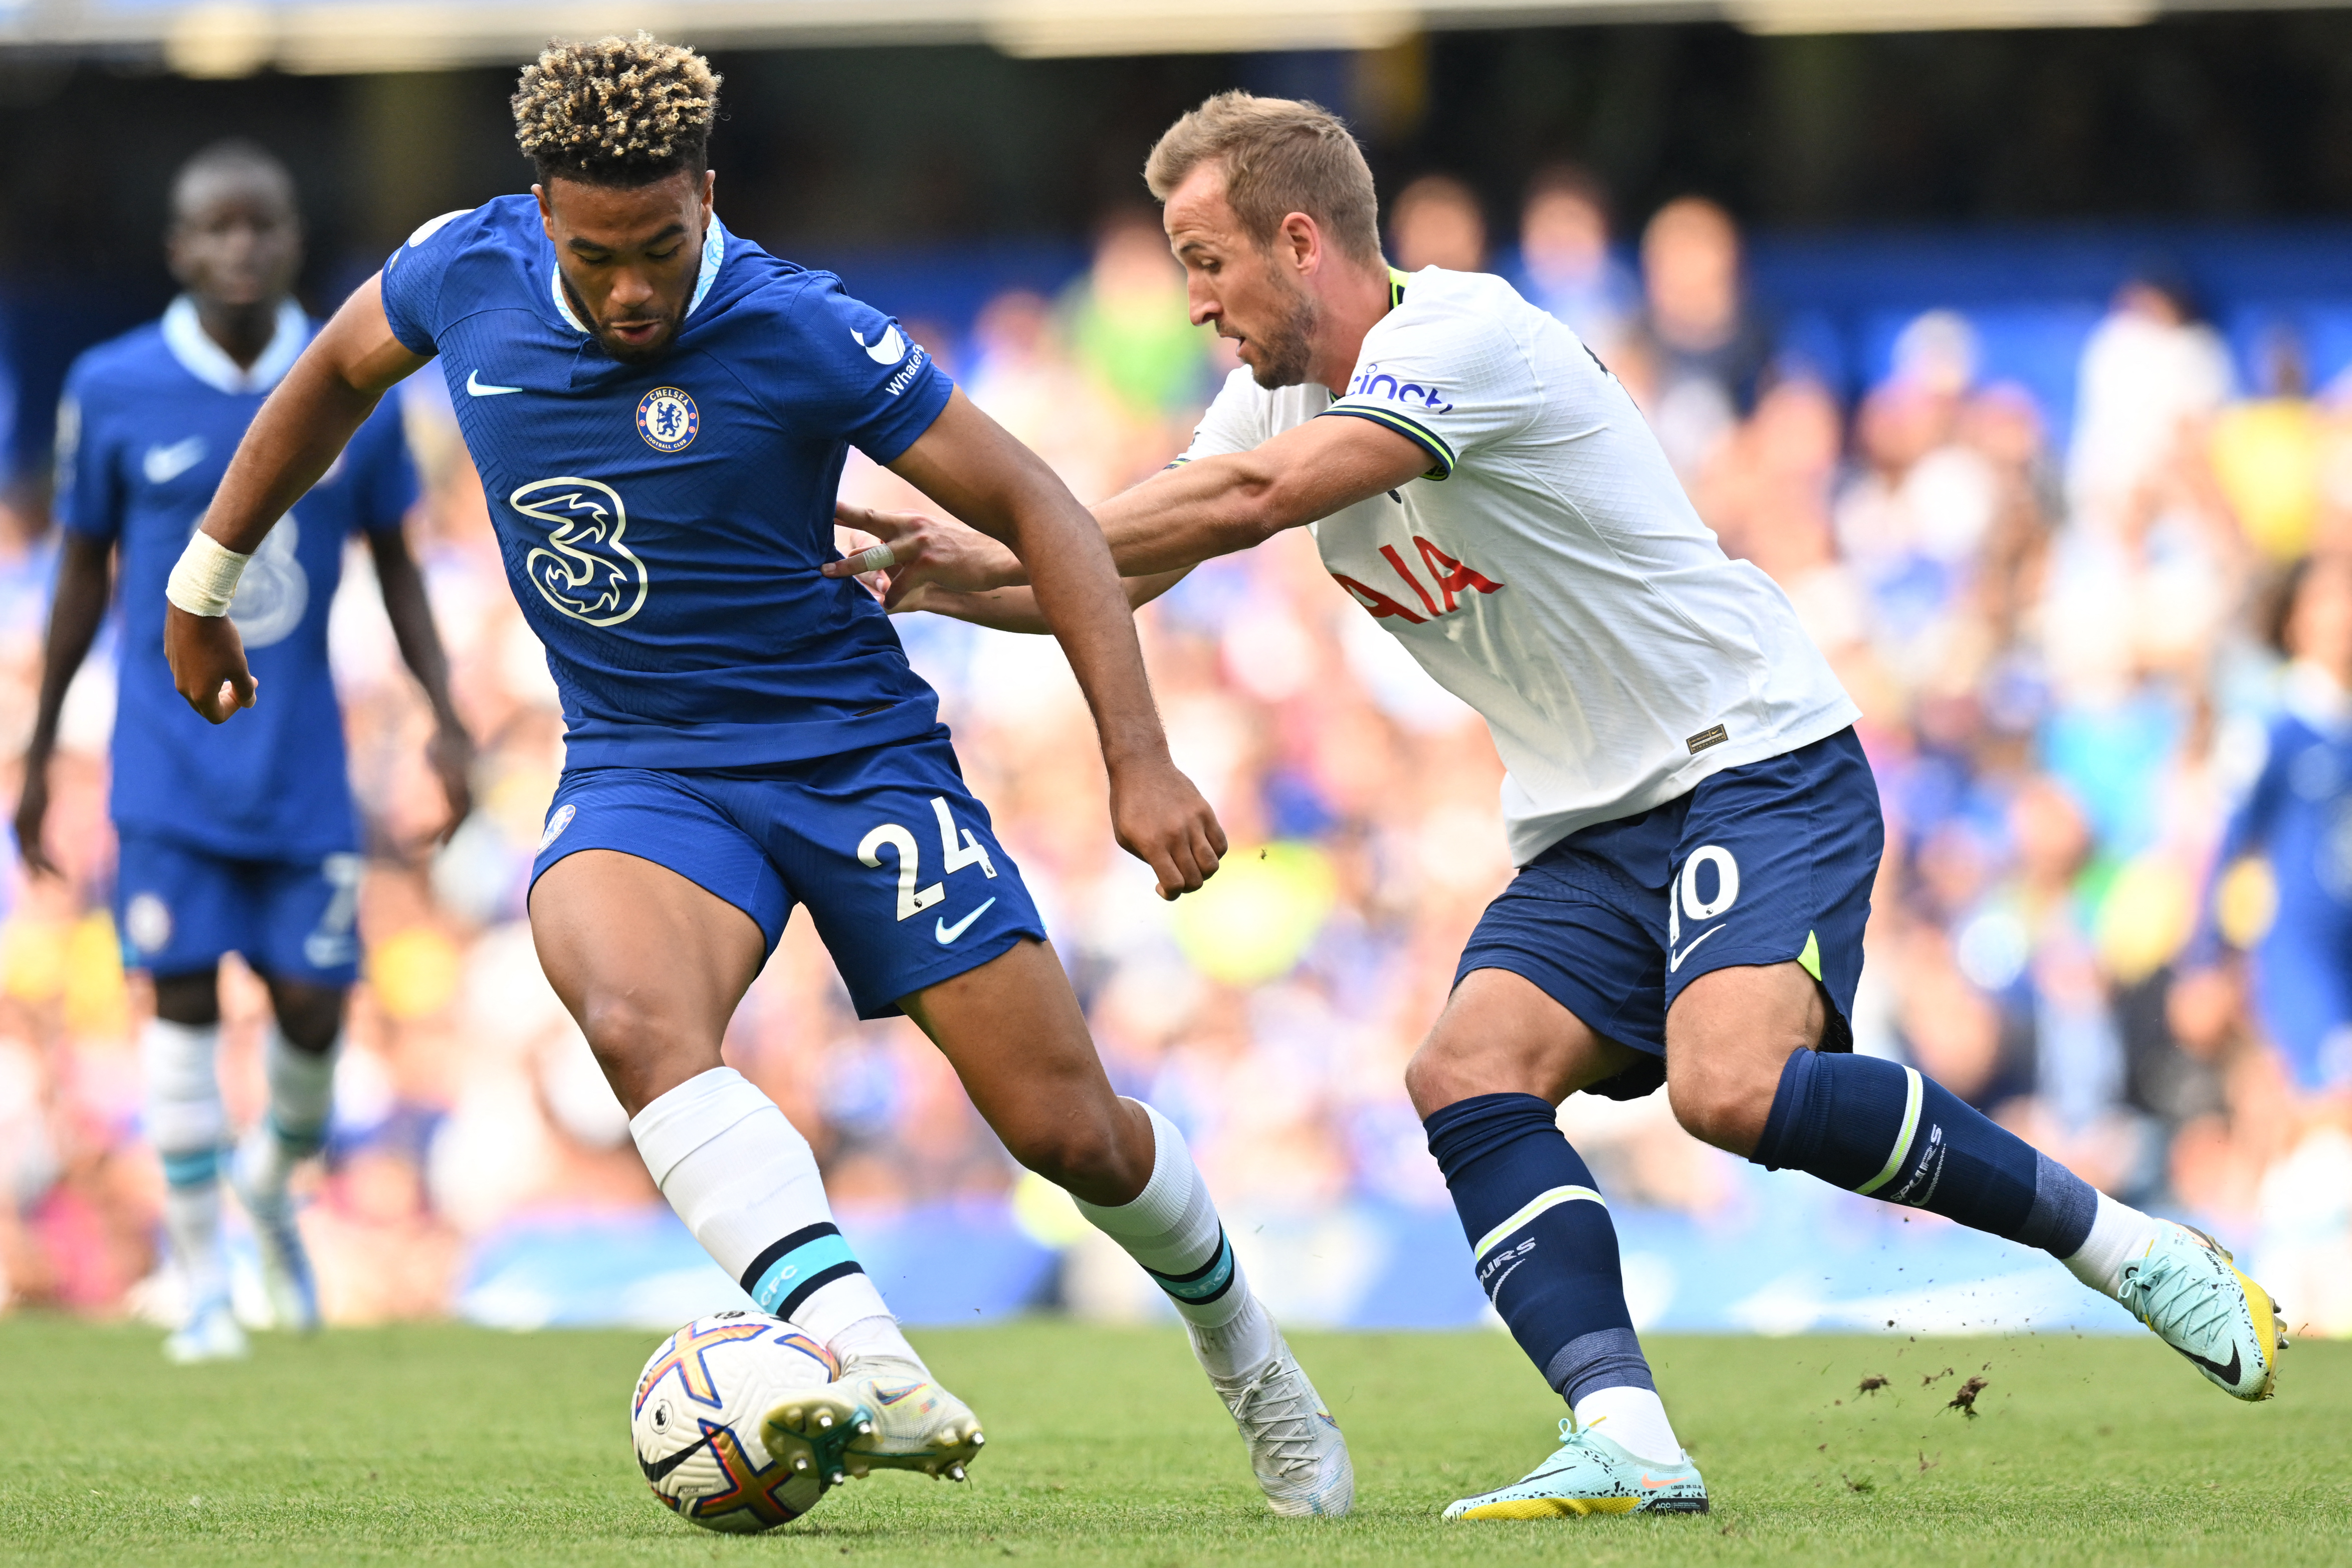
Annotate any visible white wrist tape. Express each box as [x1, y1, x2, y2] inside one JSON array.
[[165, 531, 252, 617], [845, 543, 897, 575]]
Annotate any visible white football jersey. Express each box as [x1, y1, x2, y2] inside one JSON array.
[[1179, 266, 1859, 865]]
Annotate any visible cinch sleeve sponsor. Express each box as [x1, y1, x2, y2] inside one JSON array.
[[1318, 286, 1536, 481]]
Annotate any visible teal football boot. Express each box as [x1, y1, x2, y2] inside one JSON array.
[[1444, 1421, 1707, 1519], [2116, 1222, 2285, 1401]]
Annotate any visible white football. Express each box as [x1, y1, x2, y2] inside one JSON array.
[[630, 1310, 841, 1532]]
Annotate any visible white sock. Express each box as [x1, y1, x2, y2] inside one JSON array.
[[1073, 1100, 1276, 1380], [243, 1026, 339, 1202], [1573, 1385, 1684, 1466], [2063, 1191, 2168, 1298], [142, 1019, 228, 1308], [630, 1067, 922, 1372]]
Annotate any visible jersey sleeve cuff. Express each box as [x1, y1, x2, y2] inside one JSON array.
[[1317, 403, 1456, 480], [848, 360, 955, 465]]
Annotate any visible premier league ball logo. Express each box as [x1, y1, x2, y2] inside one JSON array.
[[636, 386, 700, 452]]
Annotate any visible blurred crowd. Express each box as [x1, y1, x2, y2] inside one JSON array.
[[2, 174, 2348, 1337]]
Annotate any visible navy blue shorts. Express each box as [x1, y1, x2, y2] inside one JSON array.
[[1457, 728, 1883, 1099], [115, 834, 365, 985], [528, 733, 1046, 1020]]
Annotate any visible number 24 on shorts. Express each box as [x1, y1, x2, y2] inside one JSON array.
[[858, 798, 998, 921]]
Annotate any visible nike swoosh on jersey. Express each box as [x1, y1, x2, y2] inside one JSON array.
[[853, 325, 906, 365], [935, 897, 997, 946], [467, 369, 524, 396], [142, 437, 206, 484], [1667, 924, 1726, 974]]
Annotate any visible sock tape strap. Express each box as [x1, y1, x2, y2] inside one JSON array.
[[1853, 1065, 1923, 1196]]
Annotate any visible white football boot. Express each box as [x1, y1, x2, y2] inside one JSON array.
[[759, 1357, 985, 1486], [1444, 1421, 1706, 1519], [2116, 1222, 2286, 1401], [230, 1132, 321, 1332], [164, 1295, 250, 1365], [1202, 1326, 1354, 1518]]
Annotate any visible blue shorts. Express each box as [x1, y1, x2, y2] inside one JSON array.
[[529, 733, 1046, 1020], [115, 833, 365, 986], [1457, 728, 1883, 1099]]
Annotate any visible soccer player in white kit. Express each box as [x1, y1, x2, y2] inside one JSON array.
[[847, 93, 2284, 1518]]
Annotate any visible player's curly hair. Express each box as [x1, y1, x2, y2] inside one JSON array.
[[512, 33, 721, 187]]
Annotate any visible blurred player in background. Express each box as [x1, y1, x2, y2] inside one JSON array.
[[2182, 555, 2352, 1101], [16, 141, 472, 1361], [161, 37, 1351, 1517], [851, 90, 2288, 1520]]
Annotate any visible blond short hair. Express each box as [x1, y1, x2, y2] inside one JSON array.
[[513, 32, 721, 186], [1144, 91, 1381, 266]]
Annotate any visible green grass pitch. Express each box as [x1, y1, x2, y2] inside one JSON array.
[[0, 1315, 2342, 1566]]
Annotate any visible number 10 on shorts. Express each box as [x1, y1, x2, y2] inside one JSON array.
[[858, 797, 998, 921]]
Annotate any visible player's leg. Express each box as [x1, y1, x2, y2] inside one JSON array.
[[231, 853, 363, 1330], [895, 939, 1352, 1517], [1661, 733, 2282, 1401], [1404, 864, 1705, 1519], [119, 835, 246, 1362], [774, 739, 1347, 1514], [529, 837, 924, 1359]]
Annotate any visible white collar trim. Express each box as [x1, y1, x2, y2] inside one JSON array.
[[548, 217, 728, 336], [161, 296, 308, 394]]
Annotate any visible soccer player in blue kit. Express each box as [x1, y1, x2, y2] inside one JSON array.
[[162, 37, 1352, 1515], [2184, 553, 2352, 1096], [17, 141, 472, 1363], [854, 91, 2290, 1519]]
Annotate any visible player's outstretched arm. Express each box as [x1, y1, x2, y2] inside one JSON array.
[[164, 274, 430, 724], [828, 414, 1430, 604], [885, 389, 1225, 899], [15, 535, 113, 876]]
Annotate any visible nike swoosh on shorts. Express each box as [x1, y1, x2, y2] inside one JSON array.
[[935, 898, 997, 946], [1668, 924, 1726, 973]]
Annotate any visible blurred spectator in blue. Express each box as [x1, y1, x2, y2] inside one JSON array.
[[1387, 173, 1485, 274], [1515, 164, 1635, 350], [1634, 196, 1773, 478], [2186, 554, 2352, 1097]]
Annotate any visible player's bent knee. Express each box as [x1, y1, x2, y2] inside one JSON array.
[[1001, 1115, 1134, 1199], [151, 969, 223, 1028]]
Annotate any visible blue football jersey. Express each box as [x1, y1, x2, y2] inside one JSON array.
[[379, 196, 954, 770], [56, 297, 417, 859]]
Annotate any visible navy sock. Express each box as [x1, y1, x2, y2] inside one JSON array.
[[1424, 1092, 1654, 1403], [1752, 1049, 2097, 1256]]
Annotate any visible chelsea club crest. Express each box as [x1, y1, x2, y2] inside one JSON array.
[[636, 386, 699, 452]]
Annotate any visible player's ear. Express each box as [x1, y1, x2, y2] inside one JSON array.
[[700, 168, 716, 220], [1282, 212, 1319, 276], [533, 182, 556, 239]]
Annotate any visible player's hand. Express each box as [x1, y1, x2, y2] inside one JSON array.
[[164, 603, 259, 723], [827, 502, 1023, 608], [427, 718, 476, 844], [1108, 756, 1226, 900], [13, 760, 56, 879]]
